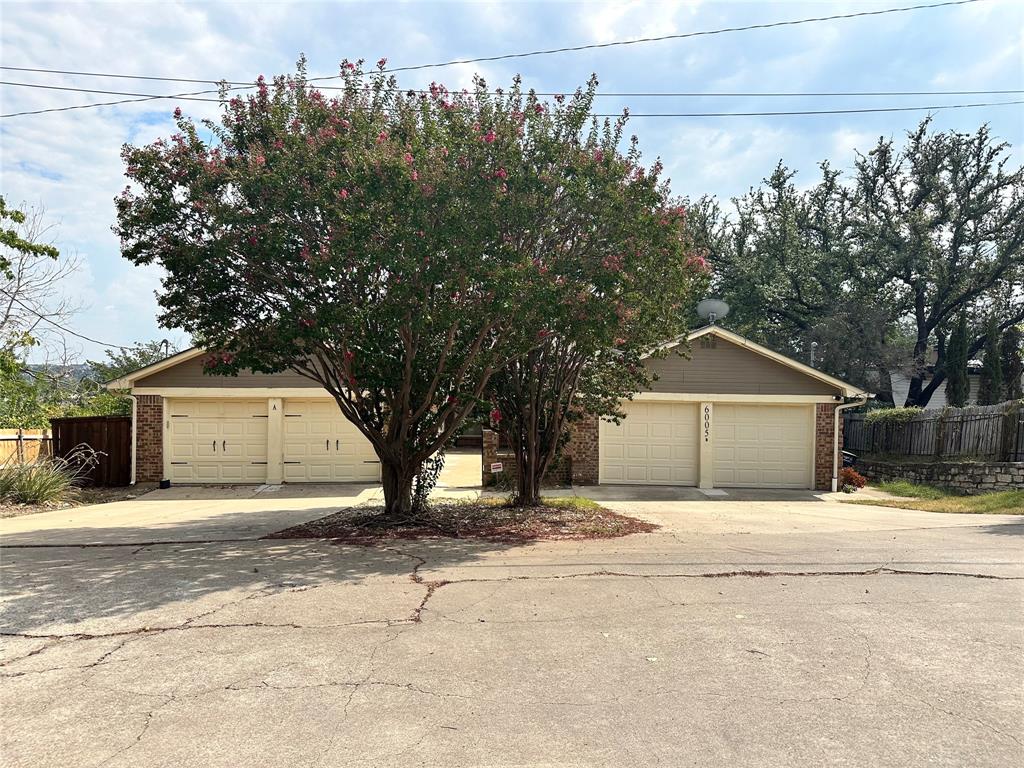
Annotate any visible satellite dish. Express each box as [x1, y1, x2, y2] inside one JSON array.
[[696, 298, 730, 325]]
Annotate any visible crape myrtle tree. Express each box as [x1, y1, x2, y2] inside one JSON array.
[[486, 129, 708, 505], [116, 58, 662, 515]]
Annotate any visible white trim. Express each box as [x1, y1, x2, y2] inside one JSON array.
[[106, 348, 207, 389], [133, 387, 332, 398], [631, 392, 838, 404], [645, 326, 870, 399]]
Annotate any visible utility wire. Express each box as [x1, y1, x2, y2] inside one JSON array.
[[0, 0, 989, 117], [381, 0, 989, 73], [4, 79, 1021, 100], [0, 289, 133, 350], [2, 81, 1020, 119]]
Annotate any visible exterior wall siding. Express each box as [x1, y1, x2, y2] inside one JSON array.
[[135, 395, 163, 483], [644, 337, 840, 396], [136, 356, 321, 389]]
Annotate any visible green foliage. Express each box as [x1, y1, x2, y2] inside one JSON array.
[[0, 446, 100, 505], [1001, 326, 1023, 401], [865, 406, 922, 425], [0, 197, 59, 280], [977, 315, 1004, 405], [692, 119, 1024, 407], [945, 313, 970, 408], [115, 58, 696, 515]]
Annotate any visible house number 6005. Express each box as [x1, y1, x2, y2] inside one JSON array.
[[703, 405, 711, 443]]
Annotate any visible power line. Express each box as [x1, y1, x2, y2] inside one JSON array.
[[0, 289, 134, 350], [0, 0, 988, 118], [382, 0, 989, 73], [5, 79, 1021, 101], [2, 80, 1019, 119]]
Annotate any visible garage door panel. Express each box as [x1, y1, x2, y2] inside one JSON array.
[[600, 401, 698, 486], [283, 400, 380, 482], [713, 404, 812, 489], [167, 399, 268, 484]]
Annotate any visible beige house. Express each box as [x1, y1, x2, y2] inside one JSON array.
[[109, 325, 869, 493]]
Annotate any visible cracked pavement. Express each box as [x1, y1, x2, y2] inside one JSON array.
[[1, 486, 1022, 766]]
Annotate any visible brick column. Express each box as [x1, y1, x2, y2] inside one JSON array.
[[481, 429, 499, 486], [565, 414, 599, 485], [814, 403, 840, 491], [135, 395, 163, 483]]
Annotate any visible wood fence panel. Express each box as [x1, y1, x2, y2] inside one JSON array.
[[0, 429, 52, 463], [844, 401, 1020, 462], [49, 416, 132, 487]]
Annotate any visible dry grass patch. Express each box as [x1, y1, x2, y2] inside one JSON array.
[[264, 496, 658, 543]]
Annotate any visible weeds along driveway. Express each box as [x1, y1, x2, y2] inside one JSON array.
[[1, 490, 1022, 766]]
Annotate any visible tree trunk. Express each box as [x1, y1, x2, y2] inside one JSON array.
[[515, 445, 542, 507], [380, 461, 416, 518]]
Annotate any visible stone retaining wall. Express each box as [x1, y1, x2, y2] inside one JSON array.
[[857, 458, 1024, 495]]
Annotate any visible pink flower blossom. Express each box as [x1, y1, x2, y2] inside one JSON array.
[[340, 118, 350, 129], [173, 107, 182, 118], [274, 139, 284, 150], [343, 62, 356, 70], [376, 131, 389, 144], [483, 130, 496, 144], [344, 350, 355, 361], [593, 149, 604, 163], [534, 104, 544, 114], [403, 152, 414, 165], [490, 408, 503, 424], [494, 167, 508, 180], [253, 153, 266, 166], [411, 170, 419, 181], [338, 188, 350, 199], [377, 57, 388, 69]]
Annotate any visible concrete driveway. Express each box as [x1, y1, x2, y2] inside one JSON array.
[[1, 485, 1022, 766]]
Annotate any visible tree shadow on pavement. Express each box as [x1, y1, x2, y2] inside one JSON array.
[[0, 531, 515, 637]]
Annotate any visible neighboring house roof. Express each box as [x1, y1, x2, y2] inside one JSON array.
[[647, 325, 871, 400]]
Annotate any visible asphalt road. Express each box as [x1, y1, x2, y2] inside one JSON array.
[[1, 486, 1021, 767]]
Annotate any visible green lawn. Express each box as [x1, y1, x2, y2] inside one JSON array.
[[845, 481, 1024, 515]]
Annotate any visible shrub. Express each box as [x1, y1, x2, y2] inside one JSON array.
[[865, 407, 923, 425], [0, 445, 101, 505], [839, 467, 867, 493]]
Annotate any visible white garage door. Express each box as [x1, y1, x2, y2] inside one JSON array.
[[283, 400, 380, 482], [167, 399, 268, 483], [713, 404, 813, 489], [599, 401, 698, 485]]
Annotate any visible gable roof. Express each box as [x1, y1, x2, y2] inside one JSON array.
[[105, 347, 206, 389], [646, 325, 871, 399], [109, 326, 871, 399]]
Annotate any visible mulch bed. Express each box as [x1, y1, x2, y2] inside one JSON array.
[[263, 498, 658, 543]]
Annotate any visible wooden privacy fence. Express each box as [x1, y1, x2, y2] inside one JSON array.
[[844, 402, 1024, 461], [50, 416, 132, 487], [0, 429, 53, 463]]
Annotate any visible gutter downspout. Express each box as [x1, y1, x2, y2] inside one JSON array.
[[128, 394, 138, 486], [832, 394, 870, 492]]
